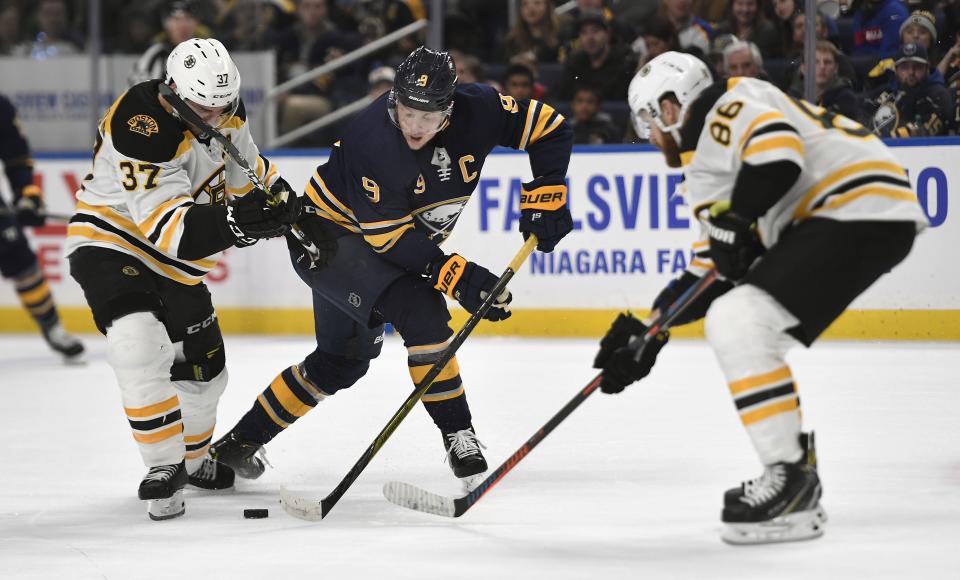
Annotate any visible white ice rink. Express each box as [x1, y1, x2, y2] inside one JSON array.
[[1, 333, 957, 579]]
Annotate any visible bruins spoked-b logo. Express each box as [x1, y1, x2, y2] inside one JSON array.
[[128, 114, 159, 137], [184, 55, 196, 68], [121, 265, 140, 276]]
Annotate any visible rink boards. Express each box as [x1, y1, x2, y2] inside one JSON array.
[[0, 140, 956, 339]]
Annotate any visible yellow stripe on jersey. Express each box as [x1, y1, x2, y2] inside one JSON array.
[[808, 185, 919, 217], [539, 114, 565, 143], [138, 196, 191, 235], [680, 151, 695, 167], [741, 134, 804, 160], [360, 215, 415, 229], [729, 366, 793, 395], [101, 90, 128, 135], [304, 179, 361, 232], [156, 205, 189, 253], [174, 131, 193, 159], [737, 111, 787, 150], [364, 223, 415, 253], [792, 160, 908, 220], [74, 202, 217, 270], [518, 100, 538, 150], [68, 225, 200, 285], [529, 103, 560, 145]]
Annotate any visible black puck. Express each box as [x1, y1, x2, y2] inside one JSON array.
[[243, 508, 269, 519]]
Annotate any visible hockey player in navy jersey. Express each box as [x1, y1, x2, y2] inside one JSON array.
[[211, 46, 574, 490], [592, 52, 926, 544], [0, 94, 85, 362]]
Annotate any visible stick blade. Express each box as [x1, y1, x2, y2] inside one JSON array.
[[279, 485, 325, 521], [382, 481, 457, 518]]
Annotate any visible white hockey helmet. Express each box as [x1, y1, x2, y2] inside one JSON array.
[[165, 38, 241, 112], [628, 51, 712, 145]]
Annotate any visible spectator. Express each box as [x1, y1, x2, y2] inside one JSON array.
[[633, 15, 680, 67], [561, 0, 636, 48], [770, 0, 797, 53], [217, 0, 290, 51], [502, 63, 536, 101], [569, 85, 621, 144], [113, 6, 161, 55], [862, 42, 953, 136], [786, 10, 828, 58], [12, 0, 83, 58], [613, 0, 662, 33], [714, 0, 783, 58], [268, 0, 363, 142], [866, 10, 943, 89], [504, 0, 564, 64], [658, 0, 713, 56], [693, 0, 730, 23], [128, 1, 205, 86], [849, 0, 909, 58], [0, 2, 22, 55], [710, 32, 739, 77], [507, 53, 550, 99], [454, 51, 484, 84], [367, 65, 395, 98], [559, 10, 636, 100], [789, 40, 859, 119], [723, 39, 765, 78]]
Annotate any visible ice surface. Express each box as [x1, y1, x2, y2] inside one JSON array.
[[1, 334, 958, 579]]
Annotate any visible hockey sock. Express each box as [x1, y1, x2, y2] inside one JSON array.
[[237, 363, 328, 445], [727, 365, 803, 464], [407, 342, 472, 432], [174, 369, 228, 474], [14, 265, 58, 330]]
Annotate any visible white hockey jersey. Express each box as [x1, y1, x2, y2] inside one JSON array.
[[680, 77, 928, 276], [64, 80, 279, 285]]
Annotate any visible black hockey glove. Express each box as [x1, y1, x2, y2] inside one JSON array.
[[705, 202, 764, 282], [222, 178, 300, 247], [429, 253, 512, 321], [14, 186, 45, 227], [519, 177, 573, 253], [593, 313, 669, 394], [288, 197, 338, 270]]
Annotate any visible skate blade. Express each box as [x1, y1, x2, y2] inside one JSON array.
[[62, 352, 87, 366], [147, 490, 185, 521], [722, 505, 827, 545]]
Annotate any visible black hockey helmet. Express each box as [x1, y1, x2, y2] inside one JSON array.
[[389, 46, 457, 114]]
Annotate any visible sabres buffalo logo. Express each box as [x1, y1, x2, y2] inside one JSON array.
[[128, 114, 159, 137], [414, 199, 469, 243]]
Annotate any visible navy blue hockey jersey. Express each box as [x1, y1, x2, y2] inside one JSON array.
[[0, 94, 38, 200], [303, 83, 572, 273]]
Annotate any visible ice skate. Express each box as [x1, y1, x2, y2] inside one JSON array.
[[443, 428, 488, 492], [721, 459, 826, 545], [42, 323, 85, 364], [209, 429, 266, 480], [138, 461, 187, 521], [724, 431, 819, 508], [187, 455, 235, 491]]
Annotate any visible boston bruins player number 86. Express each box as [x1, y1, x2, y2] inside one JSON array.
[[65, 39, 306, 520], [593, 52, 928, 544]]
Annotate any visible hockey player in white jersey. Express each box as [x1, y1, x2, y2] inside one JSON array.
[[592, 52, 928, 544], [64, 39, 310, 520]]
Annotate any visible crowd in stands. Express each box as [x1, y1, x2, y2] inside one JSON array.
[[2, 0, 960, 145]]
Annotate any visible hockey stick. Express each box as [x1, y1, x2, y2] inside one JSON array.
[[0, 208, 72, 222], [157, 83, 324, 269], [280, 235, 540, 521], [382, 268, 721, 518]]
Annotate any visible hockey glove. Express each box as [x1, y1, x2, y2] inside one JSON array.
[[429, 253, 512, 321], [593, 313, 669, 394], [705, 202, 764, 281], [14, 185, 45, 227], [289, 197, 338, 270], [519, 177, 573, 253], [222, 178, 301, 247]]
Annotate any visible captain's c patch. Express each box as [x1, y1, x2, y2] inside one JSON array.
[[128, 114, 159, 137]]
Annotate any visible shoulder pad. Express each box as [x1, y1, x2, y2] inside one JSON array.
[[109, 81, 187, 163]]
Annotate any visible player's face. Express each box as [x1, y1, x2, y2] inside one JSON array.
[[647, 99, 682, 168], [186, 99, 230, 127], [395, 101, 446, 150]]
